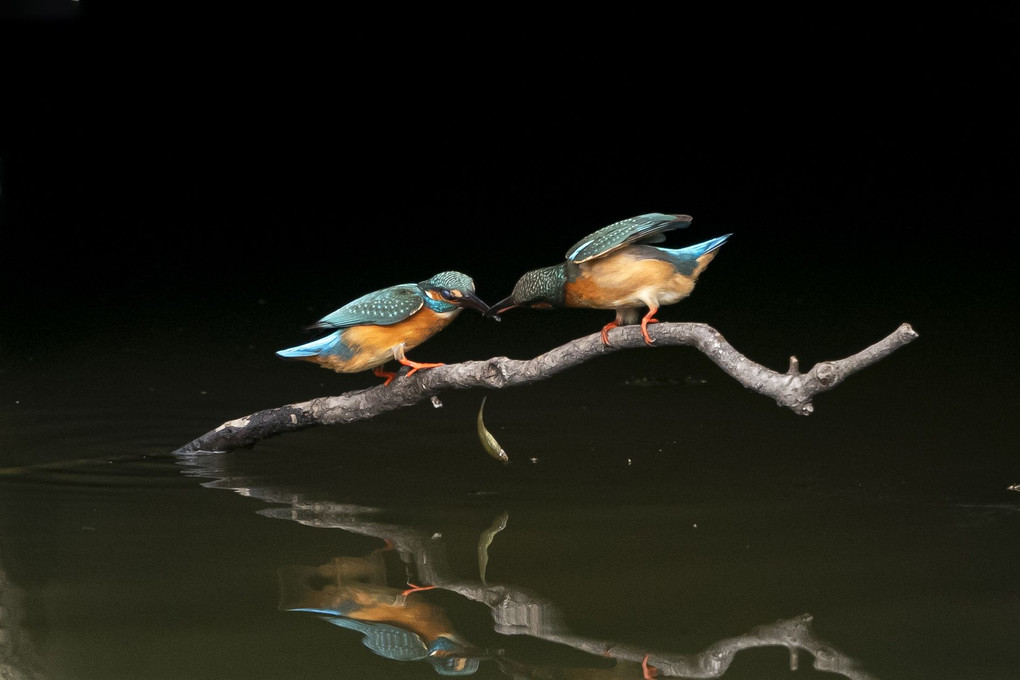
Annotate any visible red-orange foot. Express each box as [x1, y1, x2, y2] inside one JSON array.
[[600, 321, 620, 345], [401, 583, 438, 596], [642, 654, 659, 679], [640, 307, 660, 345], [373, 365, 399, 385], [399, 358, 445, 379]]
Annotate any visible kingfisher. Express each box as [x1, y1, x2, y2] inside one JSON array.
[[490, 213, 731, 345], [276, 271, 490, 384], [279, 552, 483, 674]]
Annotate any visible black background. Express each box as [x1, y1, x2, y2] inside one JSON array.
[[1, 13, 1017, 397]]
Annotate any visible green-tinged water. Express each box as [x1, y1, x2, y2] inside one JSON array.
[[1, 327, 1017, 680]]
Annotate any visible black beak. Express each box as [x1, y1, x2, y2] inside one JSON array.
[[456, 290, 493, 315], [485, 295, 518, 319]]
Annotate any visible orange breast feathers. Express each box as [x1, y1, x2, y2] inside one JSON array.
[[564, 251, 697, 310], [343, 596, 460, 644], [329, 307, 461, 373]]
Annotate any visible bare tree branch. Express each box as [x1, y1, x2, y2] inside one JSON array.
[[175, 322, 918, 454]]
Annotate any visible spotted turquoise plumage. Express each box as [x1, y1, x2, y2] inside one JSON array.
[[276, 271, 489, 381], [310, 271, 477, 330], [308, 284, 427, 330], [565, 213, 692, 263]]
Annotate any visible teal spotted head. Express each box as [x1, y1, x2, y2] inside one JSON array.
[[426, 636, 484, 675], [417, 271, 489, 315], [489, 263, 568, 314]]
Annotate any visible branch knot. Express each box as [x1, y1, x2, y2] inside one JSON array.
[[814, 362, 839, 387]]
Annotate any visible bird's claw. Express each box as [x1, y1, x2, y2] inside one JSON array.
[[641, 654, 659, 678]]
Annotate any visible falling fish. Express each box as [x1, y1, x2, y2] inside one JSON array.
[[478, 510, 509, 585], [477, 396, 509, 463]]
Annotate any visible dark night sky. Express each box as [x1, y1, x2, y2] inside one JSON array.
[[1, 17, 1017, 373]]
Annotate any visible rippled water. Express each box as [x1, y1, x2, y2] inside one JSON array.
[[1, 322, 1017, 680]]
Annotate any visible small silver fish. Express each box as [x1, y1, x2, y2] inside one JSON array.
[[477, 396, 509, 463]]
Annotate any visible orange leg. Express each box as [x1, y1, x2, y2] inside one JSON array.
[[639, 307, 660, 345], [373, 365, 398, 386], [398, 356, 445, 379], [401, 583, 438, 596], [642, 654, 659, 679], [600, 320, 620, 345]]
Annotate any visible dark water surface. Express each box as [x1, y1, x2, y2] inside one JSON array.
[[1, 310, 1017, 680]]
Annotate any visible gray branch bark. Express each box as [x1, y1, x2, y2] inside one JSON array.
[[175, 322, 918, 454]]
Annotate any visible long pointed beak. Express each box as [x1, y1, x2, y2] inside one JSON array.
[[486, 295, 518, 318], [456, 290, 493, 315]]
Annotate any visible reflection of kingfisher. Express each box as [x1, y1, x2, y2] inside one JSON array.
[[279, 553, 483, 675], [490, 213, 730, 345], [276, 271, 490, 384]]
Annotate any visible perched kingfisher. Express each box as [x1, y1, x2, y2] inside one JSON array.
[[490, 213, 731, 345], [276, 271, 490, 384]]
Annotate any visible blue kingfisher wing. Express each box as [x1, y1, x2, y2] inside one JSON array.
[[565, 213, 693, 263], [309, 284, 425, 329]]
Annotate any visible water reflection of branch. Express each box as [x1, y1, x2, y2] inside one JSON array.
[[175, 322, 918, 454], [181, 457, 881, 679], [537, 614, 879, 680], [262, 500, 878, 679]]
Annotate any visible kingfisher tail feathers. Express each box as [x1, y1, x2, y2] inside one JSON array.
[[276, 331, 343, 358], [672, 233, 732, 258]]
